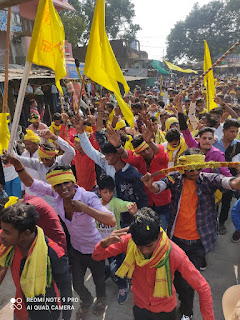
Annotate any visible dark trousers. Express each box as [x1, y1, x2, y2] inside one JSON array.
[[172, 237, 205, 317], [133, 306, 176, 320], [70, 248, 106, 303], [219, 190, 233, 225]]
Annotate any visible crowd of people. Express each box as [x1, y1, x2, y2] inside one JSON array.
[[1, 75, 240, 320]]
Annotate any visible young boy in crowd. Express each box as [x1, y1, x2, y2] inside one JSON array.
[[97, 175, 137, 304]]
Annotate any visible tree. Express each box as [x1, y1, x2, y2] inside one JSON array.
[[60, 0, 141, 48], [166, 0, 240, 62]]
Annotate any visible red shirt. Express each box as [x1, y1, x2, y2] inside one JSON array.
[[92, 234, 214, 319], [124, 145, 171, 206], [74, 151, 96, 191], [23, 194, 67, 252]]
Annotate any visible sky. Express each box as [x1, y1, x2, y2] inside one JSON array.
[[132, 0, 212, 61]]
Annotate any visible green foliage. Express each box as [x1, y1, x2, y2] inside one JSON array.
[[166, 0, 240, 62], [60, 0, 141, 48]]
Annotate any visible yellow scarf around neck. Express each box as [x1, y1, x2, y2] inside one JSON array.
[[115, 229, 172, 298], [0, 226, 52, 298], [167, 137, 187, 163]]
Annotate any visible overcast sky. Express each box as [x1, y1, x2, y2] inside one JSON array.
[[132, 0, 212, 61]]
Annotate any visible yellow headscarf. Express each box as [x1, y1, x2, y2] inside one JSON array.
[[134, 141, 149, 154], [38, 146, 59, 159], [46, 169, 76, 188], [24, 129, 41, 144], [115, 119, 126, 130], [165, 117, 179, 132], [166, 137, 187, 163]]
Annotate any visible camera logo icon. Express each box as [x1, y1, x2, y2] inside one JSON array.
[[10, 298, 23, 310]]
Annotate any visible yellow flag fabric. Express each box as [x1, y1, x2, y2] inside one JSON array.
[[84, 0, 134, 127], [0, 113, 10, 154], [26, 0, 66, 93], [164, 60, 198, 74], [203, 40, 218, 111]]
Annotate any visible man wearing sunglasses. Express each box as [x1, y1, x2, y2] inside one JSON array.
[[142, 148, 240, 320]]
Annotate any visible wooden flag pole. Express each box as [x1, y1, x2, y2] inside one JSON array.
[[7, 61, 32, 154], [2, 7, 11, 113], [181, 40, 240, 95]]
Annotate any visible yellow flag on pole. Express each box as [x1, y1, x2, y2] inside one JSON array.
[[164, 60, 198, 74], [26, 0, 66, 93], [203, 40, 218, 111], [0, 113, 10, 154], [84, 0, 134, 127]]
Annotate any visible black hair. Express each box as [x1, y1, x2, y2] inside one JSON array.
[[223, 118, 240, 130], [0, 203, 39, 233], [47, 164, 72, 174], [53, 113, 62, 121], [165, 128, 181, 142], [150, 116, 158, 123], [102, 142, 118, 154], [40, 140, 57, 151], [98, 175, 115, 191], [29, 99, 37, 105], [196, 99, 204, 105], [129, 207, 161, 246], [131, 103, 142, 111], [0, 198, 10, 213], [132, 134, 144, 149], [158, 101, 165, 108], [184, 99, 191, 104], [106, 102, 114, 111], [210, 107, 223, 116], [202, 113, 218, 127], [181, 148, 204, 156], [198, 127, 214, 137]]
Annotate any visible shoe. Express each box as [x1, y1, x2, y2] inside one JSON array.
[[232, 230, 240, 243], [181, 315, 193, 320], [200, 257, 207, 271], [118, 283, 129, 305], [219, 224, 227, 235]]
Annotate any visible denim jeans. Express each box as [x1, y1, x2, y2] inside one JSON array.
[[107, 253, 128, 290], [151, 204, 170, 231]]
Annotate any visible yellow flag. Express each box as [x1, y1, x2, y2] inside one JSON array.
[[164, 60, 198, 74], [203, 40, 218, 111], [0, 113, 10, 154], [84, 0, 134, 127], [26, 0, 66, 93]]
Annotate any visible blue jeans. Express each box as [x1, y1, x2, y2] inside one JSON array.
[[106, 254, 128, 290], [151, 204, 170, 231], [4, 177, 22, 198]]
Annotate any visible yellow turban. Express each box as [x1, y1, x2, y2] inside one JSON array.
[[28, 113, 40, 123], [115, 120, 126, 130], [24, 129, 41, 144], [4, 196, 18, 208], [165, 117, 179, 132], [46, 169, 76, 188], [38, 146, 59, 159], [178, 154, 205, 166], [134, 141, 149, 154]]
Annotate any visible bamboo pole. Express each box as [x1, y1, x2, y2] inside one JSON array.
[[2, 7, 11, 113], [181, 40, 240, 95], [7, 61, 32, 154]]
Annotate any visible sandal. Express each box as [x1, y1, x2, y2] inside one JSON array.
[[92, 297, 107, 316], [76, 297, 94, 320]]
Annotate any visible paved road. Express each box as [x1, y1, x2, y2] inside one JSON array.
[[1, 214, 239, 320]]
